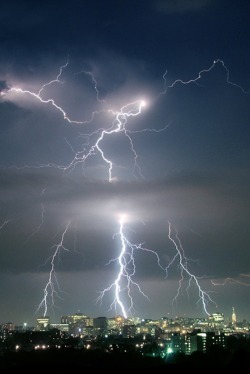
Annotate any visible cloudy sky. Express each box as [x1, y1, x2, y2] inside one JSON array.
[[0, 0, 250, 325]]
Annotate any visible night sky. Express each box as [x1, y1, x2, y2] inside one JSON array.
[[0, 0, 250, 325]]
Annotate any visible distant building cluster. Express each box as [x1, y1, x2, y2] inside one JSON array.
[[1, 308, 250, 357]]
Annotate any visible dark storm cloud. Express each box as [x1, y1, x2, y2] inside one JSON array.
[[0, 80, 9, 94], [0, 166, 249, 280]]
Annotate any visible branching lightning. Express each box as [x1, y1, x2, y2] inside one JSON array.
[[55, 99, 147, 180], [167, 222, 216, 315], [211, 274, 250, 287], [4, 61, 150, 180], [97, 214, 167, 318], [36, 221, 71, 317], [158, 58, 249, 96], [8, 60, 90, 125], [99, 217, 217, 318], [4, 58, 248, 182]]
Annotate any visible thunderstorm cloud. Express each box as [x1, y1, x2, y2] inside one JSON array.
[[0, 0, 250, 324]]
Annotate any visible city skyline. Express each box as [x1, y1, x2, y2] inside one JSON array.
[[0, 306, 241, 328], [0, 0, 250, 325]]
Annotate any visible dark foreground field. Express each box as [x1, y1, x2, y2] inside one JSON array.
[[1, 347, 250, 372]]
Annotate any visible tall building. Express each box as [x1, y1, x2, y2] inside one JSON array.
[[93, 316, 107, 336], [66, 312, 92, 336], [36, 316, 50, 331], [1, 322, 14, 331], [232, 307, 237, 325]]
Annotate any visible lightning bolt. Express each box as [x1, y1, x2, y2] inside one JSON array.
[[4, 61, 151, 180], [55, 99, 147, 181], [98, 218, 217, 318], [24, 189, 46, 244], [75, 69, 105, 103], [4, 58, 248, 181], [97, 214, 167, 318], [159, 58, 249, 96], [36, 221, 71, 317], [7, 60, 91, 125], [167, 222, 216, 315], [211, 274, 250, 287], [0, 220, 10, 230]]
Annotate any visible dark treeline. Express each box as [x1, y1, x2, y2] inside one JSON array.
[[0, 345, 250, 372]]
